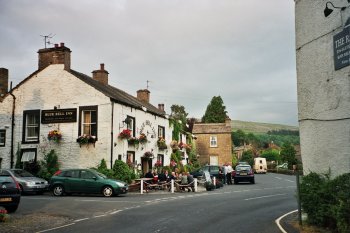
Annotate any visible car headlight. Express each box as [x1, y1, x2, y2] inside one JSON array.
[[115, 181, 125, 187], [25, 181, 36, 186]]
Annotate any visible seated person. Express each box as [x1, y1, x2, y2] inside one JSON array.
[[186, 172, 195, 192]]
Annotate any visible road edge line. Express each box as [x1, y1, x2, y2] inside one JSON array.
[[275, 209, 298, 233]]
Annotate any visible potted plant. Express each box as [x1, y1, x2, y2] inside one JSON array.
[[138, 133, 148, 144], [118, 129, 131, 140], [48, 129, 62, 143], [143, 151, 154, 159], [0, 209, 8, 222], [128, 137, 140, 146], [157, 137, 167, 150]]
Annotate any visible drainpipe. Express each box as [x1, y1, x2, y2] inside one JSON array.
[[110, 102, 114, 169], [9, 82, 16, 168]]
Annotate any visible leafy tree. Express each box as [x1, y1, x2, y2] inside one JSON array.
[[241, 150, 254, 166], [232, 130, 247, 146], [261, 149, 281, 162], [280, 142, 297, 169], [170, 104, 188, 126], [202, 96, 227, 123]]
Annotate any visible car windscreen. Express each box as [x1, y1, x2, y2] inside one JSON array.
[[95, 171, 107, 179], [236, 166, 251, 171], [12, 170, 34, 177]]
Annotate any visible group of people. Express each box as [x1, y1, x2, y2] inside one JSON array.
[[144, 169, 195, 192], [219, 163, 234, 185]]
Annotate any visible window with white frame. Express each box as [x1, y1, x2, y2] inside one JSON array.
[[21, 150, 36, 162], [210, 135, 217, 147], [0, 129, 5, 147], [79, 106, 98, 137], [126, 116, 135, 137], [158, 126, 165, 139], [23, 110, 40, 143]]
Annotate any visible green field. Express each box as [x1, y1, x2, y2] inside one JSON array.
[[231, 120, 299, 134]]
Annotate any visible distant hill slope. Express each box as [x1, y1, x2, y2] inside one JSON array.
[[231, 120, 299, 134]]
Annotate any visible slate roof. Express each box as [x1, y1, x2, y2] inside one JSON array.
[[69, 70, 166, 117], [192, 123, 231, 134], [5, 67, 166, 118]]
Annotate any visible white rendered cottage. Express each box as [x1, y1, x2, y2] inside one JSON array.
[[0, 43, 172, 173]]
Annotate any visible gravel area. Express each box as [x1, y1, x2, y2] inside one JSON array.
[[0, 212, 72, 233]]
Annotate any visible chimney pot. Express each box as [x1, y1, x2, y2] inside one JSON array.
[[60, 42, 65, 47], [100, 63, 104, 70]]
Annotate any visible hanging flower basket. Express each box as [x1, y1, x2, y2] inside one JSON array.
[[170, 140, 179, 151], [77, 134, 97, 147], [48, 129, 62, 143], [157, 137, 167, 150], [154, 160, 162, 168], [138, 133, 148, 144], [118, 129, 131, 140], [143, 151, 154, 159]]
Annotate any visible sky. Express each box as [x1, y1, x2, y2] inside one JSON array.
[[0, 0, 298, 126]]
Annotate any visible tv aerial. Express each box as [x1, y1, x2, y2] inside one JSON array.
[[40, 33, 55, 48]]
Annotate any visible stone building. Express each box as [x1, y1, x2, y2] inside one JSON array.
[[295, 0, 350, 177], [0, 43, 173, 173], [192, 118, 232, 166]]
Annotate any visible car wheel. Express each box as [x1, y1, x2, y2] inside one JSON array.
[[53, 185, 65, 196], [102, 186, 114, 197], [6, 205, 19, 213]]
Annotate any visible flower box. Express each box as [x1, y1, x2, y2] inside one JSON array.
[[138, 133, 148, 144], [77, 134, 97, 146], [157, 137, 167, 150]]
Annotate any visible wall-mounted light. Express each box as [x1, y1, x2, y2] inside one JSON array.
[[324, 1, 350, 17]]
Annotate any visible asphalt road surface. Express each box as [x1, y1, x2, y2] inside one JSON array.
[[1, 173, 298, 233]]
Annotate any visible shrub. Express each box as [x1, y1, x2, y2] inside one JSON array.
[[93, 159, 114, 178], [300, 172, 350, 232], [112, 160, 133, 184], [37, 149, 59, 181]]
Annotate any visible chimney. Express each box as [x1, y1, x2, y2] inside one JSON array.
[[38, 42, 71, 70], [92, 63, 109, 85], [137, 89, 150, 103], [0, 68, 9, 99], [158, 103, 165, 111]]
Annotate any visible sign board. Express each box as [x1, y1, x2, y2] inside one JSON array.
[[41, 108, 77, 124], [333, 26, 350, 70]]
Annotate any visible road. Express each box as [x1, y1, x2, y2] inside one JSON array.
[[0, 173, 297, 233]]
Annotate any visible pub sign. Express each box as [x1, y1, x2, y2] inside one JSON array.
[[41, 108, 77, 124], [333, 26, 350, 70]]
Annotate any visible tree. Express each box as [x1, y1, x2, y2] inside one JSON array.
[[261, 149, 281, 162], [241, 150, 254, 166], [280, 142, 297, 169], [202, 96, 227, 123], [232, 130, 247, 146], [170, 104, 188, 125]]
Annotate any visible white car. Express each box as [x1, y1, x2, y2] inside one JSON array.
[[277, 163, 288, 169]]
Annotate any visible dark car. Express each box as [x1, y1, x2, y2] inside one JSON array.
[[0, 170, 21, 213], [50, 169, 128, 197], [5, 169, 49, 194], [190, 165, 221, 179], [233, 164, 255, 184]]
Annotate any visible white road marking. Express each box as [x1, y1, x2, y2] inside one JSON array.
[[244, 193, 287, 201], [74, 218, 89, 222], [37, 223, 76, 233], [275, 209, 298, 233]]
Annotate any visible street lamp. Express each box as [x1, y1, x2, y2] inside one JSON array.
[[324, 1, 350, 17]]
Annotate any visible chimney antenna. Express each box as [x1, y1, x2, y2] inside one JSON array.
[[40, 33, 55, 48], [147, 80, 151, 90]]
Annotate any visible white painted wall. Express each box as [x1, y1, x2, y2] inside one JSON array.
[[295, 0, 350, 177], [0, 64, 172, 170]]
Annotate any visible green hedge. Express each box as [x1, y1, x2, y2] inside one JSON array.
[[300, 172, 350, 233]]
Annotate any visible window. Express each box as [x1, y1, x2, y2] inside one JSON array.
[[127, 151, 135, 165], [81, 170, 95, 179], [126, 116, 135, 137], [79, 106, 98, 138], [22, 110, 40, 143], [157, 154, 164, 166], [20, 148, 37, 162], [0, 129, 5, 147], [210, 135, 217, 147], [158, 126, 165, 139], [62, 170, 80, 178]]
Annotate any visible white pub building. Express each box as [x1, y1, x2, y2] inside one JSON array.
[[0, 43, 173, 173]]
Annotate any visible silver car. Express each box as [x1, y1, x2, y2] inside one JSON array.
[[6, 169, 49, 194]]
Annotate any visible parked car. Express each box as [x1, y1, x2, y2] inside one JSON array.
[[5, 169, 49, 194], [277, 163, 288, 169], [50, 169, 128, 197], [233, 164, 255, 184], [0, 170, 21, 213], [190, 165, 221, 179]]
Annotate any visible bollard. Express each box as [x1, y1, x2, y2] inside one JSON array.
[[171, 179, 174, 193], [213, 177, 216, 186], [194, 178, 197, 192], [140, 180, 144, 194]]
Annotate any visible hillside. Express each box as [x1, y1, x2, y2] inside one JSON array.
[[231, 120, 299, 134]]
